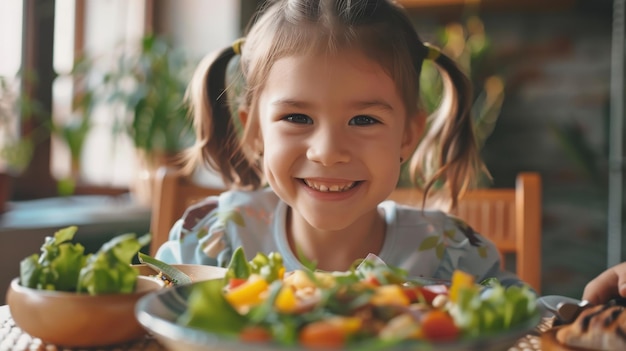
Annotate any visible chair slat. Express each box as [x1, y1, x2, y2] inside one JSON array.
[[388, 173, 542, 292]]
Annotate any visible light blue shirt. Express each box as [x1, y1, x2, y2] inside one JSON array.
[[156, 187, 521, 286]]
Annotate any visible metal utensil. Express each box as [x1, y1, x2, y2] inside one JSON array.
[[537, 295, 591, 324], [555, 299, 591, 324]]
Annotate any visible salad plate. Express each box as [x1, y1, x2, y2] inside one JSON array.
[[136, 280, 542, 351]]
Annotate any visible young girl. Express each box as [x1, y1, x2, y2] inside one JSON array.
[[156, 0, 522, 287]]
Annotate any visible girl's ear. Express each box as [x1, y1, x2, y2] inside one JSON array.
[[239, 107, 264, 154], [238, 108, 249, 127], [400, 112, 425, 159]]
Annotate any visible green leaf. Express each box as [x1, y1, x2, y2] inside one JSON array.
[[195, 227, 209, 240], [77, 232, 143, 294], [444, 229, 457, 239], [51, 225, 78, 245], [435, 242, 445, 259], [19, 254, 40, 288], [50, 243, 86, 291], [56, 177, 77, 196], [247, 280, 284, 323], [138, 252, 192, 285], [269, 314, 300, 346], [218, 210, 245, 227], [479, 277, 500, 287], [179, 279, 247, 335], [250, 251, 283, 282], [20, 226, 86, 290], [226, 246, 251, 279], [449, 281, 538, 336], [418, 235, 439, 251], [295, 244, 317, 271]]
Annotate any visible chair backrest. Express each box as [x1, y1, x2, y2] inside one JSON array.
[[149, 167, 224, 255], [150, 167, 542, 293], [387, 172, 542, 293]]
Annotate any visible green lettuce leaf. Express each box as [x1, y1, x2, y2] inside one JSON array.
[[179, 279, 247, 335], [19, 226, 86, 291], [19, 226, 150, 295], [450, 283, 539, 337], [77, 233, 150, 294]]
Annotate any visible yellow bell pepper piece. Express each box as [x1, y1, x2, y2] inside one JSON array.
[[225, 278, 269, 309], [449, 270, 476, 303], [328, 316, 362, 334], [370, 285, 410, 306], [275, 285, 297, 313], [278, 266, 285, 280]]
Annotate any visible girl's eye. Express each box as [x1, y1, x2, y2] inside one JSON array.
[[349, 115, 380, 126], [283, 114, 312, 124]]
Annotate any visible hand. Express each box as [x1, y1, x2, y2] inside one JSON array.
[[582, 262, 626, 305]]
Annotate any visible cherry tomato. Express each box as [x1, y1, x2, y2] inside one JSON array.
[[364, 275, 381, 287], [239, 326, 272, 343], [299, 321, 346, 348], [228, 278, 247, 290], [402, 284, 448, 304], [421, 310, 460, 342]]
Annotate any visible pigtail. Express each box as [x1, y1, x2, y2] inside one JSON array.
[[410, 49, 484, 211], [181, 46, 262, 189]]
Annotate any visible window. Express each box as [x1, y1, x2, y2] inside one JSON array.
[[0, 2, 22, 77], [0, 1, 23, 172], [1, 0, 151, 198], [52, 0, 150, 188], [2, 0, 243, 200]]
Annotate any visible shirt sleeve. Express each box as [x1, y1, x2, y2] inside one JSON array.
[[154, 196, 232, 267]]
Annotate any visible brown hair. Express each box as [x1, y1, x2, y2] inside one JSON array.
[[183, 0, 483, 209]]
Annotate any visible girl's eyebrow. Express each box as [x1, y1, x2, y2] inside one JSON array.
[[352, 100, 394, 111], [271, 98, 310, 108], [271, 98, 395, 111]]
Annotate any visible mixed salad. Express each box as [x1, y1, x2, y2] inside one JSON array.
[[178, 247, 539, 349], [19, 226, 150, 295]]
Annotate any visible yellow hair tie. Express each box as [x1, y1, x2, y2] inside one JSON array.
[[423, 43, 441, 61], [232, 38, 245, 55]]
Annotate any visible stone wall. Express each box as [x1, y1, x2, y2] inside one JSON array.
[[412, 3, 614, 297]]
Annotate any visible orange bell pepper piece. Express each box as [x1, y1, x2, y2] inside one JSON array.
[[224, 278, 269, 309]]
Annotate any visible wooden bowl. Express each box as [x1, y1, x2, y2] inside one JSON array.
[[6, 276, 162, 347]]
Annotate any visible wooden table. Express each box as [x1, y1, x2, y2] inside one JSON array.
[[0, 305, 166, 351], [0, 304, 551, 351]]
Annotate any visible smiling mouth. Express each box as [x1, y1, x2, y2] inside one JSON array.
[[301, 179, 359, 192]]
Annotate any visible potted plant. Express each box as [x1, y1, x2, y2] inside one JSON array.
[[50, 56, 94, 196], [100, 34, 195, 206], [0, 74, 44, 212]]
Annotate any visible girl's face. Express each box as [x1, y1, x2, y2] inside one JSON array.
[[256, 49, 421, 231]]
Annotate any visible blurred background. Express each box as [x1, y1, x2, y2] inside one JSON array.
[[0, 0, 620, 303]]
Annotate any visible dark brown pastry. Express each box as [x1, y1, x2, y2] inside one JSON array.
[[556, 304, 626, 350]]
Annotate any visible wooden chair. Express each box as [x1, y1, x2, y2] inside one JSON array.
[[150, 167, 542, 293], [387, 172, 542, 293], [149, 167, 224, 255]]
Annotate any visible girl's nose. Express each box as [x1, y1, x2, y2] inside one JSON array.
[[306, 128, 351, 166]]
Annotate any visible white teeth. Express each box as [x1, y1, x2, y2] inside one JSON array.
[[303, 179, 356, 192]]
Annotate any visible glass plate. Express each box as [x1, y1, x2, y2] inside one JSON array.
[[135, 280, 542, 351]]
